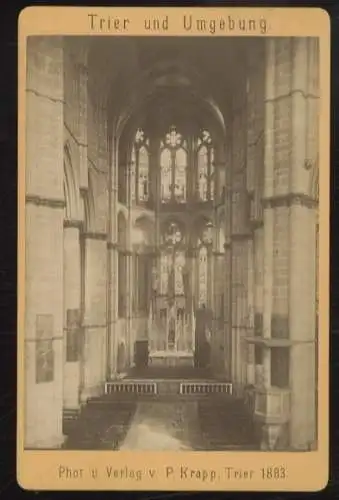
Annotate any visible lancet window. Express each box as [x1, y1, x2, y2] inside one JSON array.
[[197, 220, 213, 307], [197, 129, 215, 201], [160, 126, 188, 204], [160, 221, 186, 296], [130, 128, 150, 204]]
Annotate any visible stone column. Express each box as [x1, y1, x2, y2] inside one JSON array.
[[258, 38, 319, 450], [153, 136, 162, 295], [78, 59, 89, 190], [187, 136, 194, 202], [246, 41, 266, 386], [107, 241, 118, 377], [81, 233, 107, 400], [125, 250, 133, 368], [261, 38, 276, 390], [261, 214, 274, 393], [223, 140, 233, 380], [288, 38, 318, 449], [24, 37, 65, 448], [152, 136, 162, 352], [246, 237, 255, 385], [253, 226, 264, 383], [66, 38, 89, 192], [63, 222, 82, 411], [107, 136, 118, 378], [207, 243, 213, 311], [230, 97, 251, 393], [231, 232, 251, 393], [256, 38, 292, 450]]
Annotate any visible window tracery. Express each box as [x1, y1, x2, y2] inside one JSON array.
[[130, 125, 216, 206], [198, 245, 208, 306], [197, 129, 215, 202], [160, 126, 188, 204], [130, 128, 150, 204], [197, 219, 213, 307], [160, 221, 186, 296]]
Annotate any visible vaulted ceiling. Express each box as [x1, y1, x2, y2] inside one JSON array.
[[87, 36, 261, 138]]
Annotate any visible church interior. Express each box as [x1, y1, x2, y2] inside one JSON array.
[[24, 35, 319, 451]]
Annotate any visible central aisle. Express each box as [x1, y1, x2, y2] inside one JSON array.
[[118, 401, 207, 451]]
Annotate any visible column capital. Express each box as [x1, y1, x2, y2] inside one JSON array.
[[120, 250, 133, 257], [107, 241, 118, 250], [26, 194, 65, 210], [213, 251, 225, 257], [250, 220, 264, 231], [262, 193, 318, 210], [81, 231, 107, 241], [213, 161, 227, 168], [231, 231, 253, 242], [63, 219, 83, 231]]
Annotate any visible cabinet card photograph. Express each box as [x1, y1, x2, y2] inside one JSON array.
[[17, 6, 330, 492]]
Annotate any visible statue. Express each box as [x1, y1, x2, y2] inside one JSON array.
[[167, 266, 175, 301], [167, 298, 176, 349], [181, 260, 191, 310], [194, 303, 213, 368], [151, 266, 159, 294]]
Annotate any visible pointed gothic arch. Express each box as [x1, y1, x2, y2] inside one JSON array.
[[82, 172, 96, 232], [63, 143, 79, 221]]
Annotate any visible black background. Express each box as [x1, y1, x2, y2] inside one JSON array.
[[0, 0, 337, 498]]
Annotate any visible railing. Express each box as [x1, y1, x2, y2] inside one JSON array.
[[180, 382, 233, 396], [105, 381, 233, 397], [105, 381, 157, 395]]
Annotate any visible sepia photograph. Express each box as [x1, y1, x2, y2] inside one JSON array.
[[22, 32, 321, 455]]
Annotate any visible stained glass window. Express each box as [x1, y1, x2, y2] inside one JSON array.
[[210, 147, 215, 199], [198, 145, 209, 201], [174, 148, 187, 203], [130, 147, 136, 203], [198, 246, 208, 306], [163, 221, 183, 246], [160, 126, 187, 204], [166, 127, 182, 147], [138, 146, 149, 202], [160, 252, 170, 295], [197, 219, 212, 307], [160, 221, 186, 297], [175, 251, 186, 295], [160, 148, 172, 202], [201, 221, 214, 245], [159, 251, 186, 296], [130, 128, 150, 204], [197, 129, 215, 201], [218, 217, 226, 253], [118, 213, 127, 318]]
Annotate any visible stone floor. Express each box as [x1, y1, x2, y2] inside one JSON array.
[[64, 367, 257, 451], [64, 394, 258, 451], [119, 401, 208, 451]]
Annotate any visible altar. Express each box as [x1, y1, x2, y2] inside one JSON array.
[[148, 295, 195, 368], [146, 221, 197, 368], [149, 350, 194, 368]]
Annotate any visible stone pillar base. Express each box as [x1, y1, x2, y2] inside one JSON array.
[[259, 422, 289, 450], [80, 384, 105, 403], [25, 434, 66, 450]]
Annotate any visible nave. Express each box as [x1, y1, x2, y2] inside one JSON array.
[[63, 367, 258, 452]]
